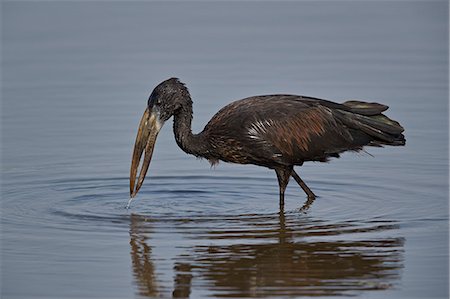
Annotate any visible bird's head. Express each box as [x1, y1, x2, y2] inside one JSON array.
[[129, 78, 189, 198], [148, 77, 190, 121]]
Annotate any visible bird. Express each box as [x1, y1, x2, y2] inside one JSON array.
[[129, 78, 405, 208]]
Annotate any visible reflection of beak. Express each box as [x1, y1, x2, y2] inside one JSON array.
[[130, 107, 163, 198]]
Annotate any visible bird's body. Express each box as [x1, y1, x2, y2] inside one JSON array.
[[129, 78, 405, 208], [197, 95, 404, 168]]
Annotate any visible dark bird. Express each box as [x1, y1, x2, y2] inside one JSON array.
[[129, 78, 405, 208]]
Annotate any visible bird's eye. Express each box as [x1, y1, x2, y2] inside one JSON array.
[[148, 93, 160, 108]]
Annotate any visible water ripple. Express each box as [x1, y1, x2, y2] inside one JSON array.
[[2, 169, 420, 299]]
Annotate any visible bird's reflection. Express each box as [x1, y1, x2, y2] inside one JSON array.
[[129, 215, 160, 297], [129, 209, 404, 298]]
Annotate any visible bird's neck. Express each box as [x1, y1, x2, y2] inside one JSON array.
[[173, 101, 208, 157]]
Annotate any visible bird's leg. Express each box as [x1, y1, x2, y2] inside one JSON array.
[[275, 167, 292, 209], [291, 170, 316, 199]]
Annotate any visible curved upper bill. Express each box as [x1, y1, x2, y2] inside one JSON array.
[[129, 107, 162, 198]]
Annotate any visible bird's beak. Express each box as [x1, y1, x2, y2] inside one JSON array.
[[130, 107, 163, 198]]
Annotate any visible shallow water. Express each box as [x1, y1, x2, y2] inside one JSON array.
[[1, 2, 449, 299]]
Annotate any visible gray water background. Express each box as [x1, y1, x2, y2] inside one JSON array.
[[1, 1, 449, 298]]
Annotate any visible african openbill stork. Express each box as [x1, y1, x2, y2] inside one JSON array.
[[129, 78, 405, 208]]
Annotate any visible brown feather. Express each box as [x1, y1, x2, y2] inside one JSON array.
[[200, 94, 404, 168]]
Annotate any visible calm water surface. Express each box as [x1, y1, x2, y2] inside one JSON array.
[[2, 2, 448, 299]]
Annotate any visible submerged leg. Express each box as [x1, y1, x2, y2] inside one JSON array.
[[275, 167, 292, 209], [291, 170, 316, 199]]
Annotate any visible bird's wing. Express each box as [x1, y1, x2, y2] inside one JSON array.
[[203, 94, 404, 166], [245, 100, 355, 164], [203, 95, 357, 166]]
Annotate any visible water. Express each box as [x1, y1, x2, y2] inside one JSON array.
[[1, 2, 448, 298]]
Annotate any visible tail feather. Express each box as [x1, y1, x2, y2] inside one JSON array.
[[342, 110, 404, 135], [334, 101, 405, 147], [342, 100, 388, 116], [369, 114, 404, 134]]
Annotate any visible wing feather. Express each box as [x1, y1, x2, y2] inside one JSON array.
[[201, 94, 395, 167], [251, 105, 354, 163]]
